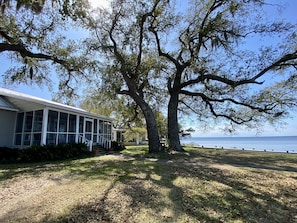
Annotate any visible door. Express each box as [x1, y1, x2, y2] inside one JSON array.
[[84, 118, 93, 151]]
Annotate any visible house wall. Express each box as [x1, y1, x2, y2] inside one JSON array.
[[113, 129, 125, 142], [0, 109, 16, 148], [12, 107, 112, 150]]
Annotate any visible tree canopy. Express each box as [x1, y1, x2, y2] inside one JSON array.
[[82, 0, 173, 152], [0, 0, 96, 98], [146, 0, 297, 150]]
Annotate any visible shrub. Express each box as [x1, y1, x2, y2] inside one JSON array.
[[19, 143, 91, 163], [0, 147, 20, 163], [111, 141, 126, 151]]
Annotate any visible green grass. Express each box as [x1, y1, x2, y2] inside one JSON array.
[[0, 146, 296, 223], [120, 145, 149, 157]]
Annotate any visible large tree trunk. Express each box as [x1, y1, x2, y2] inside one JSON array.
[[130, 92, 161, 153], [167, 91, 184, 151], [141, 104, 162, 153]]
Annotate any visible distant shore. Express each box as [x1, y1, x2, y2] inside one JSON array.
[[183, 145, 297, 154]]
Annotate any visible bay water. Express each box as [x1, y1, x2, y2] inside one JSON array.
[[180, 136, 297, 153]]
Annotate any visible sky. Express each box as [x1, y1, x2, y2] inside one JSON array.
[[0, 0, 296, 137], [172, 0, 297, 137]]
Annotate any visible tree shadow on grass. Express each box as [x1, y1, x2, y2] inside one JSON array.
[[0, 158, 99, 183], [37, 156, 297, 223], [1, 150, 296, 222], [184, 148, 297, 173]]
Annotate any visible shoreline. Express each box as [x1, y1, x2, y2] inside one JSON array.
[[182, 144, 297, 154]]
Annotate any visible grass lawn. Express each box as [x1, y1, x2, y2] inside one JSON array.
[[0, 146, 297, 223]]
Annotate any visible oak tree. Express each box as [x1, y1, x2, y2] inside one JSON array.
[[148, 0, 297, 150], [85, 0, 169, 152]]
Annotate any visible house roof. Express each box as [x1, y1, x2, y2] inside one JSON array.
[[0, 87, 112, 121], [0, 95, 19, 111]]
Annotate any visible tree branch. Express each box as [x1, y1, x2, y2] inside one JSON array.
[[135, 0, 161, 75], [180, 89, 277, 114], [0, 42, 81, 72], [250, 51, 297, 81], [180, 50, 297, 89]]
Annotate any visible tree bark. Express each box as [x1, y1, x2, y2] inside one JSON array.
[[142, 104, 162, 153], [167, 91, 184, 151], [133, 96, 161, 153], [126, 89, 162, 153]]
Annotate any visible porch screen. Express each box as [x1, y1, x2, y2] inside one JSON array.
[[68, 114, 76, 143], [47, 110, 58, 144], [58, 112, 68, 144], [46, 110, 78, 145], [14, 110, 43, 147]]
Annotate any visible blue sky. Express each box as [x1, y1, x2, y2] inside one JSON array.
[[1, 0, 296, 137], [181, 0, 297, 137]]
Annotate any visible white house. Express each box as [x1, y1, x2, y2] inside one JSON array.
[[0, 88, 113, 151]]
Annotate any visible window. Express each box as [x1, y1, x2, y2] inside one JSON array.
[[45, 110, 81, 145], [79, 116, 84, 133], [93, 119, 98, 143], [107, 122, 112, 134], [85, 120, 92, 133], [68, 134, 76, 143], [33, 110, 43, 132], [58, 134, 67, 144], [69, 114, 76, 132], [33, 133, 41, 145], [59, 112, 68, 132], [47, 110, 58, 132], [15, 134, 22, 146], [14, 110, 43, 147], [99, 120, 103, 133], [13, 108, 112, 148], [94, 119, 97, 133], [24, 112, 33, 132], [16, 113, 24, 133], [46, 133, 56, 144], [15, 113, 24, 146], [23, 133, 31, 145]]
